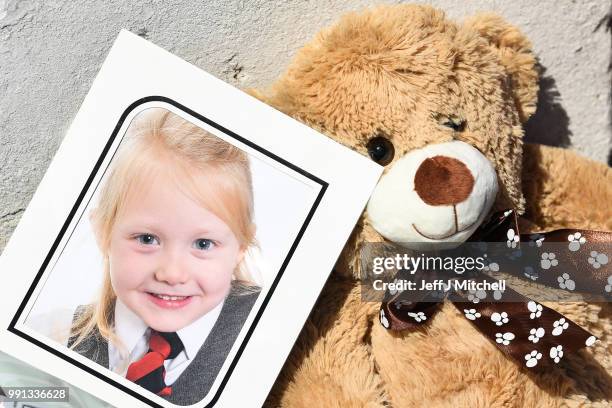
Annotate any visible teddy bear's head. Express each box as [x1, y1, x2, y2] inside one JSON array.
[[253, 4, 539, 276]]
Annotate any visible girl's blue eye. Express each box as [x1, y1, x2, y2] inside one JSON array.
[[136, 234, 159, 245], [193, 239, 215, 251]]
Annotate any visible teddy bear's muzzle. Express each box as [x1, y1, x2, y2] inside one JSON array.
[[366, 141, 498, 249]]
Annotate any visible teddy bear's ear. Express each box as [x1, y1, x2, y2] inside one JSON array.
[[463, 13, 539, 123]]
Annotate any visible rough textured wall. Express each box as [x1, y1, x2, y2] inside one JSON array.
[[1, 0, 611, 251]]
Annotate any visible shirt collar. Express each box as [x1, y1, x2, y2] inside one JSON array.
[[176, 300, 224, 360], [114, 298, 149, 358], [113, 297, 225, 361]]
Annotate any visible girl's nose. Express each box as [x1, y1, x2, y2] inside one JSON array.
[[154, 249, 189, 285]]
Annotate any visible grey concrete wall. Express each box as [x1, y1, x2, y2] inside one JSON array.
[[1, 0, 611, 251]]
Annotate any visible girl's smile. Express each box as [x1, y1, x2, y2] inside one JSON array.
[[146, 292, 194, 309]]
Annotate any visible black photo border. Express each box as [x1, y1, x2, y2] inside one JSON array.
[[8, 96, 329, 408]]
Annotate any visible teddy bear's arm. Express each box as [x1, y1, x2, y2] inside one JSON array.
[[521, 143, 612, 231]]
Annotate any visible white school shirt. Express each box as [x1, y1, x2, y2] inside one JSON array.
[[26, 299, 223, 386], [110, 298, 223, 385]]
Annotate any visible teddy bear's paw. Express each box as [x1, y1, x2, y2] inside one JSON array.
[[567, 232, 587, 251], [557, 272, 576, 291], [407, 311, 427, 323], [528, 327, 545, 343], [490, 311, 509, 326], [467, 289, 487, 304], [527, 301, 543, 319], [588, 250, 609, 269], [463, 308, 481, 320], [540, 252, 558, 269], [549, 345, 564, 363], [495, 331, 515, 346], [552, 318, 570, 336], [492, 289, 504, 300], [506, 228, 520, 248], [524, 350, 543, 368]]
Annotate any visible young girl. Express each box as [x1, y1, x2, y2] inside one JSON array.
[[50, 108, 260, 405]]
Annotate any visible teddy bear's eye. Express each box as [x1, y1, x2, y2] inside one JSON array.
[[366, 136, 395, 165]]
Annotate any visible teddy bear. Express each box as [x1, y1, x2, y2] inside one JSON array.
[[249, 4, 612, 407]]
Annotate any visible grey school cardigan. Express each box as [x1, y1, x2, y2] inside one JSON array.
[[67, 288, 260, 406]]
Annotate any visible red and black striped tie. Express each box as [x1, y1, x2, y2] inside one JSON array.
[[125, 331, 184, 396]]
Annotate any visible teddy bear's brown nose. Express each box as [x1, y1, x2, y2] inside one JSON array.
[[414, 155, 474, 206]]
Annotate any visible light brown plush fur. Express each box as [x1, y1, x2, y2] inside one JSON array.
[[250, 4, 612, 407]]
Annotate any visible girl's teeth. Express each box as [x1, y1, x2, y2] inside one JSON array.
[[153, 294, 187, 301]]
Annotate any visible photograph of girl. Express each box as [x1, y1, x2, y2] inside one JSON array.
[[27, 107, 267, 406]]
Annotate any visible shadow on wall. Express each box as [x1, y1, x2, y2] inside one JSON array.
[[523, 63, 571, 148], [595, 5, 611, 166]]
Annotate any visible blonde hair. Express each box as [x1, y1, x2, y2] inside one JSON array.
[[69, 108, 258, 351]]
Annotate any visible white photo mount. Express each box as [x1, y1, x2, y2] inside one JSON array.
[[0, 30, 382, 408]]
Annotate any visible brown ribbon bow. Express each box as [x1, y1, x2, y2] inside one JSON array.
[[379, 210, 611, 370]]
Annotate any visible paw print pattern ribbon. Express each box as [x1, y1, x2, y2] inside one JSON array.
[[380, 209, 610, 370]]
